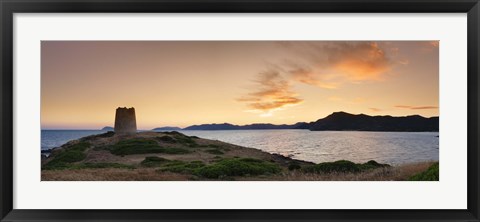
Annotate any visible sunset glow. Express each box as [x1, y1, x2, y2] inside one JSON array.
[[41, 41, 439, 129]]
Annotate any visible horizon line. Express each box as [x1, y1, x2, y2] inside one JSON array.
[[41, 112, 439, 131]]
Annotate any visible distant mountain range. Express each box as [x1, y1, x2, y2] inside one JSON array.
[[182, 122, 308, 130], [101, 126, 114, 131], [151, 111, 439, 132], [307, 111, 438, 132], [152, 126, 182, 131]]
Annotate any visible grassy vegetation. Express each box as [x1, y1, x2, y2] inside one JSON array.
[[102, 138, 191, 156], [43, 142, 90, 170], [288, 163, 302, 171], [193, 158, 281, 179], [158, 161, 206, 174], [360, 160, 390, 170], [156, 136, 177, 144], [204, 149, 224, 155], [173, 135, 198, 147], [43, 161, 70, 170], [141, 156, 172, 167], [303, 160, 390, 174], [408, 162, 439, 181], [156, 158, 281, 179], [162, 131, 197, 145]]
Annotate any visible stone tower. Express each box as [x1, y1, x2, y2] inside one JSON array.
[[114, 107, 137, 135]]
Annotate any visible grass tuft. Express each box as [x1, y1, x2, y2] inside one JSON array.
[[43, 142, 90, 170], [288, 163, 302, 171], [157, 158, 281, 179], [158, 160, 206, 174], [359, 160, 391, 170], [304, 160, 390, 174], [162, 131, 198, 147], [408, 162, 439, 181], [193, 158, 281, 179], [141, 156, 171, 167], [156, 136, 177, 144]]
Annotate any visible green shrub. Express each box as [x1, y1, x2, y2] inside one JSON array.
[[288, 163, 301, 171], [158, 160, 206, 174], [54, 150, 87, 163], [43, 142, 90, 170], [304, 160, 361, 173], [66, 141, 90, 152], [105, 138, 191, 155], [156, 136, 177, 144], [409, 162, 439, 181], [174, 135, 197, 147], [304, 160, 390, 174], [141, 156, 171, 167], [359, 160, 390, 170], [194, 158, 281, 179], [161, 132, 198, 147], [43, 160, 71, 170], [159, 158, 281, 179]]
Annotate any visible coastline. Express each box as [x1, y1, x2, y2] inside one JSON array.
[[41, 131, 438, 181]]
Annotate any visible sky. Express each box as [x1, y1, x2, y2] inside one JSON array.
[[41, 41, 439, 130]]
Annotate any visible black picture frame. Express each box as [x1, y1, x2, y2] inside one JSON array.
[[1, 0, 479, 221]]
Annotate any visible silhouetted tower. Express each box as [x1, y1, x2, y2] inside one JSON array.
[[114, 107, 137, 135]]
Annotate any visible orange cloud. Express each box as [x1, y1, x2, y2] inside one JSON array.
[[280, 42, 395, 88], [237, 70, 303, 114], [329, 42, 392, 81], [395, 105, 438, 110], [238, 42, 407, 114], [288, 67, 338, 89], [369, 108, 382, 112]]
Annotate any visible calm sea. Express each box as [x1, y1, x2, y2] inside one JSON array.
[[41, 129, 439, 165]]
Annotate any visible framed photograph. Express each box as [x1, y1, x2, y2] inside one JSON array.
[[1, 0, 479, 221]]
